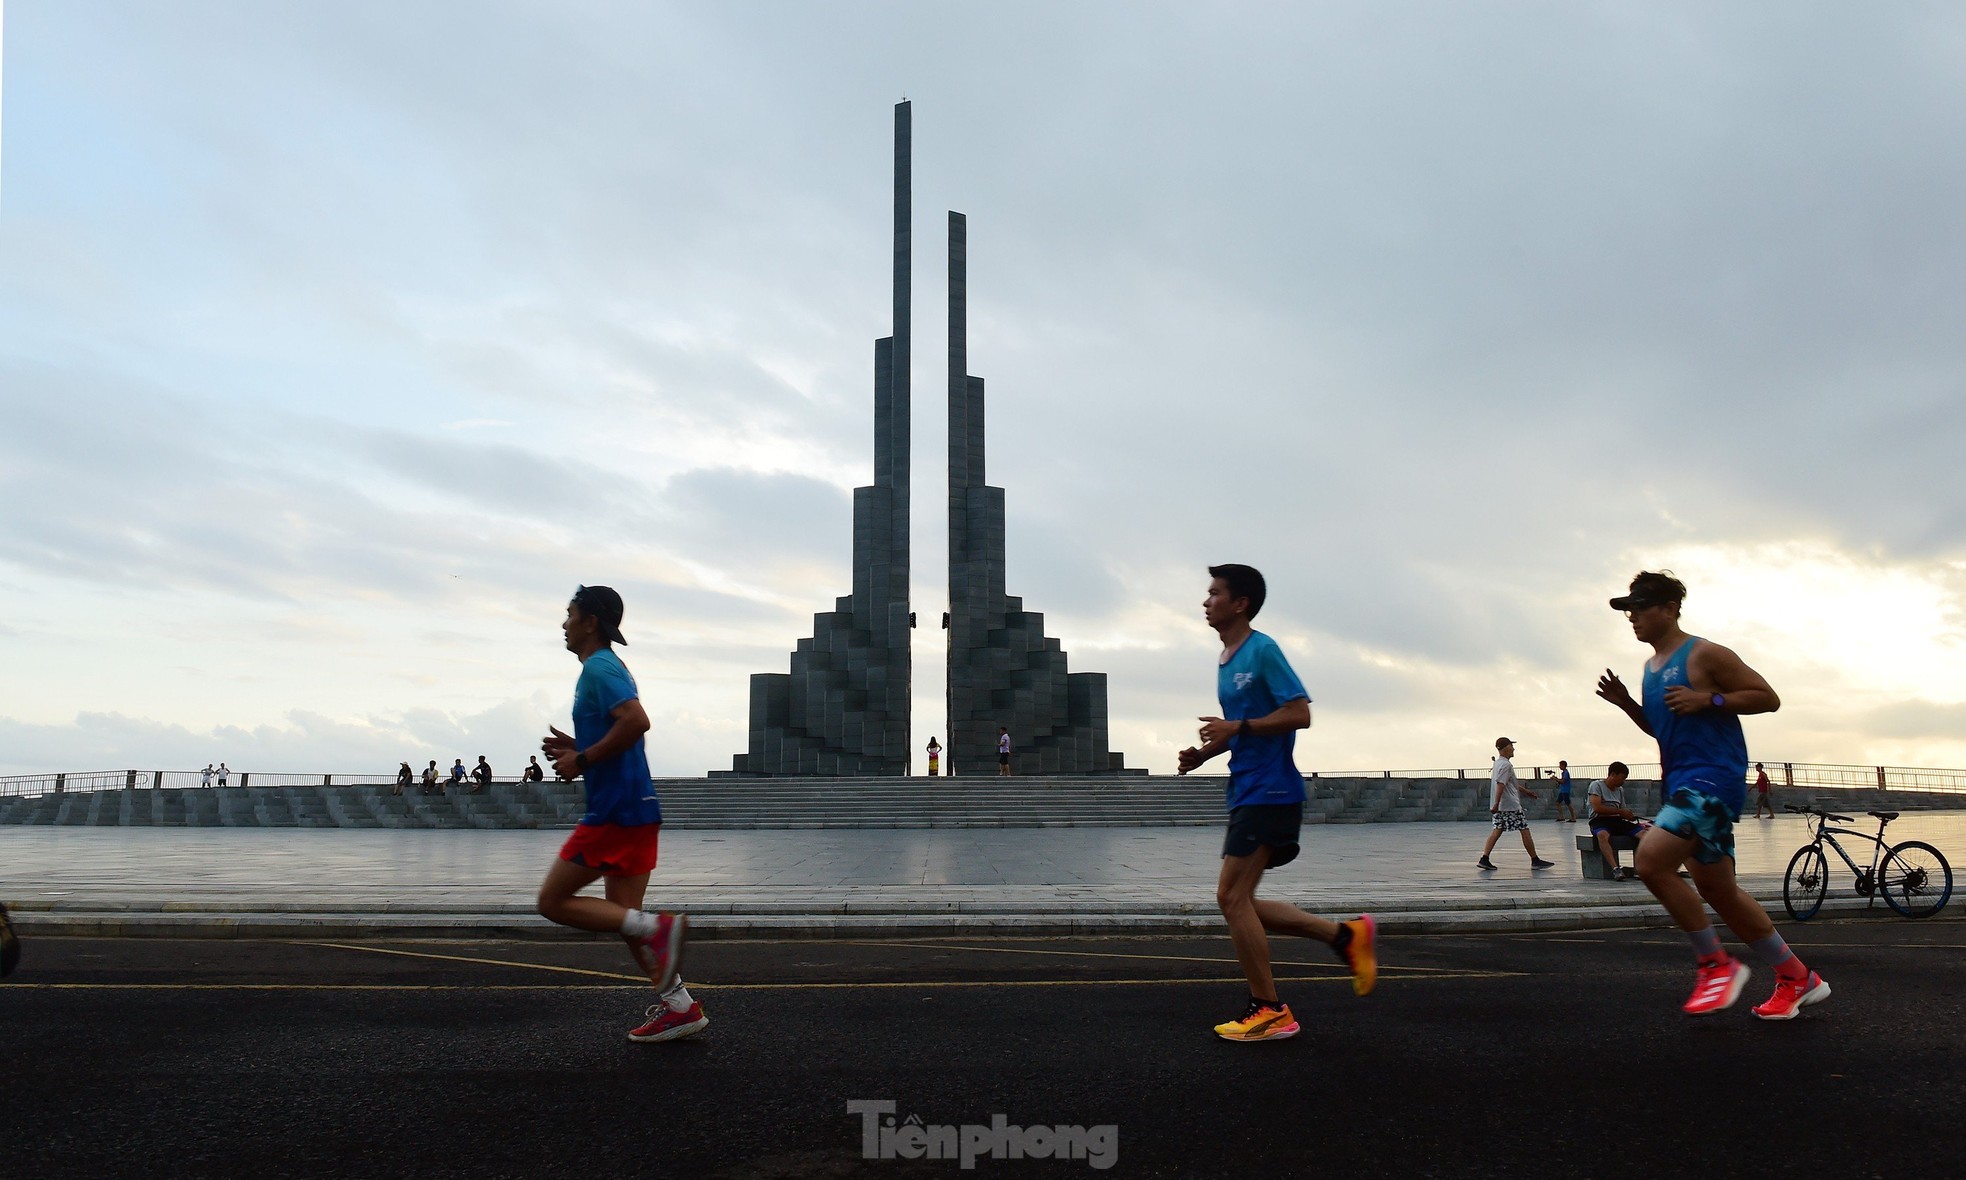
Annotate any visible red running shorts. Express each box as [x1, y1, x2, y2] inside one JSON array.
[[558, 822, 661, 877]]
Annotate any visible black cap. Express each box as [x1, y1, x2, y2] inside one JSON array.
[[571, 585, 628, 645], [1609, 570, 1686, 612], [1495, 737, 1514, 750]]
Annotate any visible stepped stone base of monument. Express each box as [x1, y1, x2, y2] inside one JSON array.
[[1, 778, 1960, 830]]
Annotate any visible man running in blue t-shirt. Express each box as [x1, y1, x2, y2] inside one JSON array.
[[1178, 564, 1377, 1042], [1597, 570, 1828, 1020], [536, 585, 706, 1043]]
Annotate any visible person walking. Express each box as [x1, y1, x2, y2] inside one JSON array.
[[1177, 563, 1377, 1043], [1596, 570, 1828, 1020], [1554, 760, 1577, 822], [535, 584, 702, 1043], [997, 727, 1012, 776], [1478, 739, 1552, 871], [926, 737, 941, 777], [1751, 762, 1775, 819]]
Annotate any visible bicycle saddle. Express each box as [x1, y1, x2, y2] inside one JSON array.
[[1868, 810, 1900, 822]]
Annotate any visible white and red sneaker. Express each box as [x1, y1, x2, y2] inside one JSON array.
[[1752, 971, 1831, 1021], [628, 911, 688, 994], [629, 1000, 709, 1043], [1682, 957, 1750, 1016]]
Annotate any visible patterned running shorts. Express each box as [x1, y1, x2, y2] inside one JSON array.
[[1652, 782, 1738, 865]]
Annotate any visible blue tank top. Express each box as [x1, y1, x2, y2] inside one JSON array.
[[1641, 636, 1748, 810]]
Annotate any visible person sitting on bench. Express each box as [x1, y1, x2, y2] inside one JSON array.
[[1588, 762, 1648, 880]]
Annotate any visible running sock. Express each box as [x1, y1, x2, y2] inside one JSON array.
[[1329, 922, 1354, 956], [619, 908, 657, 938], [1749, 933, 1810, 981], [1686, 925, 1725, 962], [1251, 994, 1281, 1011], [659, 981, 695, 1012]]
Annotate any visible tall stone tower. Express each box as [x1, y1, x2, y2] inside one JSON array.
[[726, 102, 912, 776], [944, 211, 1130, 776]]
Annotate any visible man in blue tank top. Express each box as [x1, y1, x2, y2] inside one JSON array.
[[1596, 571, 1829, 1021], [1178, 564, 1378, 1043]]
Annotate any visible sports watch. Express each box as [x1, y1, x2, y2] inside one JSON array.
[[1709, 694, 1726, 710], [575, 750, 589, 772]]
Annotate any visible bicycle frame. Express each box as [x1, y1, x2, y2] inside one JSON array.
[[1805, 813, 1891, 906]]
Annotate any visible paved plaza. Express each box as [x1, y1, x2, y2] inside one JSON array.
[[4, 811, 1961, 937]]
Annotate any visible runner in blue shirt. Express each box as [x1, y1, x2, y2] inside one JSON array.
[[1597, 570, 1828, 1021], [1178, 564, 1378, 1043], [535, 585, 707, 1044]]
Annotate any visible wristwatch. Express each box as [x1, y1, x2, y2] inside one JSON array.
[[1236, 719, 1250, 739], [574, 751, 589, 772], [1710, 693, 1726, 710]]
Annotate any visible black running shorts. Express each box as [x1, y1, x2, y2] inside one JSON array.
[[1222, 802, 1304, 867]]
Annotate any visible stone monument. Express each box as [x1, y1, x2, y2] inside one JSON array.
[[942, 211, 1131, 776], [725, 101, 913, 776]]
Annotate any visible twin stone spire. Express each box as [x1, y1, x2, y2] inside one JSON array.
[[725, 102, 1130, 778]]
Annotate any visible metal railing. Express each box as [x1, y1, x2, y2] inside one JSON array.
[[6, 760, 1966, 800], [1302, 761, 1966, 795]]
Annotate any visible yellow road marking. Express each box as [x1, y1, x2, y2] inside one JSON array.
[[843, 939, 1470, 974], [3, 972, 1522, 992], [304, 941, 643, 981]]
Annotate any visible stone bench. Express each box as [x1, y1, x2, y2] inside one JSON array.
[[1577, 830, 1640, 880]]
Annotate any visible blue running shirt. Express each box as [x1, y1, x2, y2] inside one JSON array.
[[571, 648, 661, 827], [1217, 631, 1310, 810], [1641, 636, 1749, 812]]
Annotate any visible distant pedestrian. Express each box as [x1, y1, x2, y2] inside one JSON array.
[[535, 584, 701, 1044], [472, 756, 493, 794], [216, 763, 229, 787], [1751, 762, 1774, 819], [1177, 563, 1377, 1043], [422, 761, 439, 794], [523, 756, 545, 783], [448, 759, 467, 792], [200, 765, 214, 789], [1554, 759, 1576, 822], [394, 763, 412, 796], [1478, 738, 1552, 871], [926, 737, 942, 777], [1587, 762, 1648, 879], [997, 727, 1012, 776]]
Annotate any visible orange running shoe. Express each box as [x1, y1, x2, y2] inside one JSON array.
[[1682, 957, 1749, 1016], [1339, 915, 1377, 997], [1752, 971, 1831, 1021], [1214, 1000, 1300, 1043]]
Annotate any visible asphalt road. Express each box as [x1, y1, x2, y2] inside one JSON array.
[[4, 922, 1962, 1179]]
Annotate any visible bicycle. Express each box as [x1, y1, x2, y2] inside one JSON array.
[[1781, 805, 1952, 921]]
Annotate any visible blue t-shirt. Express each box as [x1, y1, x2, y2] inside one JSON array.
[[1641, 636, 1748, 812], [571, 648, 661, 827], [1217, 630, 1310, 810], [1557, 769, 1572, 793]]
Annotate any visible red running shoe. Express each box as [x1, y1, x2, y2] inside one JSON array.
[[1752, 971, 1831, 1021], [1682, 957, 1749, 1016], [629, 1000, 709, 1043], [629, 911, 688, 993]]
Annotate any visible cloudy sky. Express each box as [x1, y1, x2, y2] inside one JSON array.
[[2, 2, 1963, 778]]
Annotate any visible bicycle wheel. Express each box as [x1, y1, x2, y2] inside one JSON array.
[[1783, 844, 1829, 921], [1880, 840, 1953, 919]]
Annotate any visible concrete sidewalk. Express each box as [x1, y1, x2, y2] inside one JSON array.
[[5, 812, 1960, 938]]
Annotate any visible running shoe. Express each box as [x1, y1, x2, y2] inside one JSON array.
[[628, 911, 688, 994], [0, 900, 18, 978], [1339, 915, 1378, 997], [629, 1000, 710, 1043], [1682, 957, 1750, 1016], [1213, 1000, 1300, 1043], [1752, 971, 1831, 1021]]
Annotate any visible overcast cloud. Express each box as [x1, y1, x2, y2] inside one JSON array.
[[2, 2, 1963, 778]]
